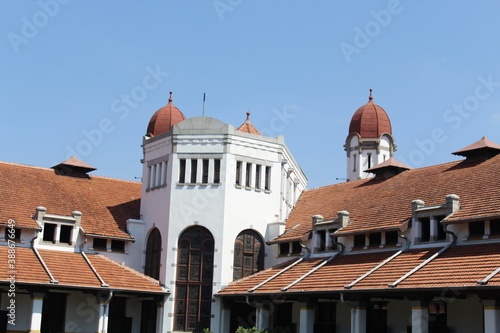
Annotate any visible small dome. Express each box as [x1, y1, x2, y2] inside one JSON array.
[[349, 89, 392, 138], [146, 92, 186, 136], [236, 112, 262, 135]]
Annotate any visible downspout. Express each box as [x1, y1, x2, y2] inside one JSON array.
[[30, 226, 59, 284], [340, 293, 357, 333], [249, 238, 310, 293], [389, 225, 457, 288], [281, 241, 345, 292], [246, 296, 262, 329]]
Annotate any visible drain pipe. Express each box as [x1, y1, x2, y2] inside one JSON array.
[[340, 293, 357, 333], [389, 225, 457, 288], [246, 296, 263, 329]]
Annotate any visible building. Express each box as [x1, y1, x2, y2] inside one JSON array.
[[1, 90, 499, 333], [0, 91, 306, 333], [217, 93, 500, 333]]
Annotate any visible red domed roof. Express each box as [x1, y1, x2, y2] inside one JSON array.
[[349, 89, 392, 138], [147, 92, 186, 136]]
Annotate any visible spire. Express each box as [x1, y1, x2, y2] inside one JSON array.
[[168, 91, 173, 103], [368, 88, 373, 103]]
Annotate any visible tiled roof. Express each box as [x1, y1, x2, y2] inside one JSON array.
[[0, 246, 165, 293], [0, 161, 141, 238], [236, 112, 262, 135], [218, 243, 500, 296], [274, 154, 500, 240]]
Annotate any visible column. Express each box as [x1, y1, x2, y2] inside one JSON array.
[[257, 307, 270, 330], [411, 300, 429, 333], [97, 301, 111, 333], [29, 293, 44, 333], [208, 159, 215, 184], [352, 303, 366, 333], [220, 306, 231, 333], [430, 217, 438, 241], [299, 305, 315, 333], [156, 298, 165, 333], [483, 300, 500, 333]]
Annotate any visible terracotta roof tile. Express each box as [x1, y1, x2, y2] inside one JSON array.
[[0, 246, 164, 293], [0, 161, 140, 238], [275, 155, 500, 240], [219, 243, 500, 296], [236, 112, 262, 135]]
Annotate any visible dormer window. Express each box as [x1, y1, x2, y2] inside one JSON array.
[[468, 221, 485, 238], [354, 234, 365, 248], [35, 207, 81, 248], [490, 219, 500, 236], [418, 215, 446, 243], [385, 231, 399, 246], [43, 223, 57, 243], [111, 240, 125, 252], [369, 233, 382, 247], [5, 228, 21, 242], [93, 238, 107, 250]]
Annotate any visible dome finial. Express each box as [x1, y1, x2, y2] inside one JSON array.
[[168, 91, 173, 103], [246, 111, 251, 121], [369, 88, 373, 102]]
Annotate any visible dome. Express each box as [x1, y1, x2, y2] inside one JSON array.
[[146, 92, 186, 136], [348, 89, 392, 138]]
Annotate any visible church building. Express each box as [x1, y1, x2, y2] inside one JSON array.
[[1, 90, 499, 333]]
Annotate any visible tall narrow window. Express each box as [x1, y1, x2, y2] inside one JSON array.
[[213, 159, 221, 184], [190, 159, 198, 183], [420, 217, 430, 242], [367, 153, 372, 169], [145, 228, 162, 280], [436, 216, 447, 241], [59, 225, 72, 245], [245, 163, 251, 187], [147, 166, 152, 189], [233, 230, 264, 281], [265, 166, 271, 191], [174, 227, 214, 332], [202, 159, 209, 184], [235, 161, 242, 186], [43, 223, 56, 243], [179, 159, 186, 183], [255, 165, 261, 190], [353, 154, 357, 172], [317, 230, 326, 251]]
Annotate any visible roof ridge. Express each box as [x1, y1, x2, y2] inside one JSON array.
[[0, 160, 141, 184]]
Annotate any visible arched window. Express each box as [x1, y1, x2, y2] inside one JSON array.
[[144, 228, 162, 280], [233, 229, 264, 281], [174, 226, 214, 332]]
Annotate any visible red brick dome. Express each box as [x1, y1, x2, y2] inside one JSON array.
[[349, 89, 392, 138], [147, 92, 186, 136]]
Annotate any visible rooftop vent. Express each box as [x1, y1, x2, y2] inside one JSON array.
[[51, 156, 96, 177], [452, 136, 500, 160]]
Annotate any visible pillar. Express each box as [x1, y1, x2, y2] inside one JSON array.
[[299, 305, 315, 333], [29, 293, 44, 333], [411, 300, 429, 333], [156, 298, 165, 333], [350, 302, 366, 333], [220, 307, 231, 333], [257, 307, 270, 330], [483, 300, 500, 333], [97, 301, 111, 333]]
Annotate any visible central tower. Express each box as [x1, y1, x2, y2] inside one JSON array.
[[344, 89, 396, 181]]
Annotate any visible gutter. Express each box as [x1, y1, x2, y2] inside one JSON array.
[[388, 225, 457, 288]]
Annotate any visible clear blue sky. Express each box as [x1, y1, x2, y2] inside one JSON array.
[[1, 1, 500, 188]]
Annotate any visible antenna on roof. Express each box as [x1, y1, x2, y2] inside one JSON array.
[[202, 93, 206, 116]]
